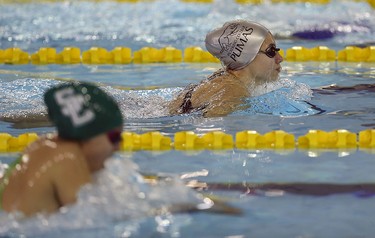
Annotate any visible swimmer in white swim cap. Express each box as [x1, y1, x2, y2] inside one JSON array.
[[169, 19, 284, 117]]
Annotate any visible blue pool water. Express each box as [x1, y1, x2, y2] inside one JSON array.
[[1, 0, 375, 237]]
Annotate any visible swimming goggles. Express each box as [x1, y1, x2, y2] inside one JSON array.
[[107, 130, 122, 145], [258, 44, 280, 58]]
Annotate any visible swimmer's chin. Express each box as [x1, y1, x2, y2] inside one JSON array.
[[265, 74, 280, 84]]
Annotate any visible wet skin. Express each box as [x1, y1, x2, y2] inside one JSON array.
[[1, 130, 121, 216]]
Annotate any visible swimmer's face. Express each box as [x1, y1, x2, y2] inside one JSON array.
[[248, 33, 283, 83], [82, 128, 122, 171]]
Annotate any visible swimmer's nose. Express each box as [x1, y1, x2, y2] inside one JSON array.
[[275, 52, 283, 64]]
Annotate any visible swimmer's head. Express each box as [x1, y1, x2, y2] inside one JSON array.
[[44, 82, 123, 140], [205, 20, 269, 71]]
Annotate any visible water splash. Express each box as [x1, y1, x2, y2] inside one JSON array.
[[0, 79, 174, 120], [234, 78, 316, 116], [0, 155, 203, 237], [1, 77, 317, 122], [109, 87, 174, 119]]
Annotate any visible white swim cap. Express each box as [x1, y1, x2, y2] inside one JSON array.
[[205, 20, 269, 71]]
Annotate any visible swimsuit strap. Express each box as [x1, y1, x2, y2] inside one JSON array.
[[208, 69, 242, 85], [179, 69, 235, 115], [179, 84, 198, 114], [207, 68, 226, 81]]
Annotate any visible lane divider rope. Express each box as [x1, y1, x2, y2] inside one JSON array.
[[0, 129, 374, 153], [0, 46, 375, 65]]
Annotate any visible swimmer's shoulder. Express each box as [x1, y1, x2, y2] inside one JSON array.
[[25, 135, 85, 165], [209, 74, 249, 96]]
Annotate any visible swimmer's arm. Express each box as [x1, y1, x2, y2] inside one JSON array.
[[313, 83, 375, 94], [51, 153, 91, 206]]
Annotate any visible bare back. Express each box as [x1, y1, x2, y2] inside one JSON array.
[[1, 136, 91, 216], [169, 71, 250, 117]]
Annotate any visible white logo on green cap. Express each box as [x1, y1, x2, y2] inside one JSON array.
[[55, 88, 95, 127]]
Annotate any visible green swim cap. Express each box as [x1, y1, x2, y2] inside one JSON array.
[[44, 82, 123, 140]]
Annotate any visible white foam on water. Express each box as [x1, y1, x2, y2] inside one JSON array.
[[0, 155, 204, 237], [235, 78, 316, 116], [0, 79, 174, 120], [0, 77, 318, 122]]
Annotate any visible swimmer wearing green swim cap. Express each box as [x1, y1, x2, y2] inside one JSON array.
[[169, 19, 284, 117], [0, 82, 123, 216]]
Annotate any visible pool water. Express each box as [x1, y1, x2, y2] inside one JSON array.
[[1, 0, 375, 237]]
